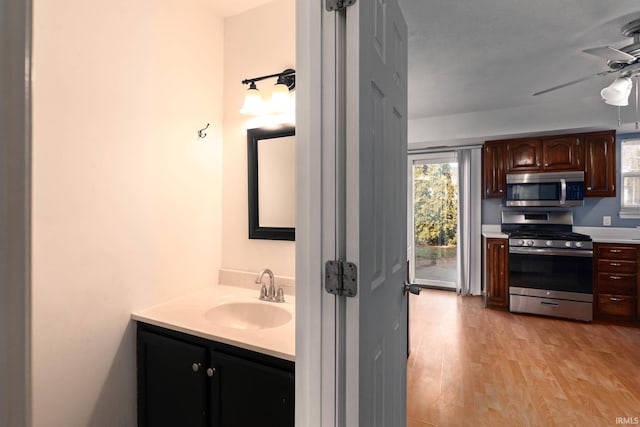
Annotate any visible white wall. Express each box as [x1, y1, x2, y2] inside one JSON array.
[[222, 0, 296, 278], [31, 0, 223, 425]]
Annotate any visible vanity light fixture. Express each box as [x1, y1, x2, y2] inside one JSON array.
[[241, 69, 295, 116]]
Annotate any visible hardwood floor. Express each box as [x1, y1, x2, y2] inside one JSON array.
[[407, 289, 640, 427]]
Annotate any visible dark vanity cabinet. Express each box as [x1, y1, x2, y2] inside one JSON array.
[[137, 323, 295, 427]]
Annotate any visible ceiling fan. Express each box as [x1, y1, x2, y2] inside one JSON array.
[[533, 18, 640, 100]]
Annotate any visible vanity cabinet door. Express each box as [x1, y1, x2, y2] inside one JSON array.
[[138, 330, 208, 427], [210, 350, 294, 427]]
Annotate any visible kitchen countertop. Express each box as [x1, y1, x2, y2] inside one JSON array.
[[132, 285, 295, 362], [482, 224, 640, 244], [575, 226, 640, 244]]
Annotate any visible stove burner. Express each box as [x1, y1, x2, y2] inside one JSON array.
[[507, 230, 592, 242]]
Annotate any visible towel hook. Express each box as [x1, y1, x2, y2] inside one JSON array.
[[198, 123, 210, 139]]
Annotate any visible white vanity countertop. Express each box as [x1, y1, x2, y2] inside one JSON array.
[[132, 285, 295, 362]]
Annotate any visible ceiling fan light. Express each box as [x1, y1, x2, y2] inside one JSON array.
[[601, 77, 632, 106]]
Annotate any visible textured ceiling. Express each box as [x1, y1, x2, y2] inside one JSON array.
[[398, 0, 640, 120]]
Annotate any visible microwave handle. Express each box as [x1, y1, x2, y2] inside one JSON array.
[[560, 179, 566, 205]]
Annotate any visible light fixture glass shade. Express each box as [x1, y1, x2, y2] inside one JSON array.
[[270, 83, 292, 113], [240, 83, 265, 115], [601, 77, 633, 106]]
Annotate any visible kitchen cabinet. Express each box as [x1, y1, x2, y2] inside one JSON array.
[[594, 243, 638, 323], [542, 135, 582, 171], [584, 131, 616, 197], [482, 141, 506, 198], [482, 130, 616, 198], [137, 323, 295, 427], [484, 237, 509, 310], [506, 138, 542, 172]]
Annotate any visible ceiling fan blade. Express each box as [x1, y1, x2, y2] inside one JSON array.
[[582, 46, 637, 63], [532, 70, 616, 96]]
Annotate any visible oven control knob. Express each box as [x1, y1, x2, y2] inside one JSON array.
[[517, 239, 525, 246], [546, 240, 553, 246], [575, 241, 583, 248], [527, 240, 534, 246], [565, 241, 572, 247]]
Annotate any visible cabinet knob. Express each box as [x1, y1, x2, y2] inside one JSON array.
[[207, 368, 216, 377], [587, 186, 592, 190], [192, 363, 201, 373]]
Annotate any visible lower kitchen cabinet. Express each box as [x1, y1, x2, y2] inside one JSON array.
[[484, 237, 509, 310], [594, 243, 638, 323], [137, 323, 294, 427]]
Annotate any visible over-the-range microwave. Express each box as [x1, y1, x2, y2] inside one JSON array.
[[505, 171, 585, 207]]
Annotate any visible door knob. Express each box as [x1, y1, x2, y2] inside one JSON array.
[[404, 283, 421, 295]]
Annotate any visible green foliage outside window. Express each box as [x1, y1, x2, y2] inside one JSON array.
[[414, 163, 458, 247]]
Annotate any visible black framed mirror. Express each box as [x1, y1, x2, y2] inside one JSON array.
[[247, 125, 295, 241]]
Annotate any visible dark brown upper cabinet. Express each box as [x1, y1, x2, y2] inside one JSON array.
[[482, 141, 506, 199], [506, 138, 542, 172], [584, 131, 616, 198], [542, 135, 583, 171], [481, 130, 616, 199]]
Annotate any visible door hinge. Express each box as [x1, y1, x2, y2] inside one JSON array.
[[325, 0, 357, 12], [325, 260, 358, 297]]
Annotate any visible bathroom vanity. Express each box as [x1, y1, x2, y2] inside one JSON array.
[[137, 323, 294, 427], [132, 285, 295, 427]]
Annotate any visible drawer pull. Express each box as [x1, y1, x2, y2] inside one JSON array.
[[609, 262, 621, 267], [609, 297, 624, 302], [540, 301, 560, 307], [609, 249, 622, 253], [609, 276, 622, 280]]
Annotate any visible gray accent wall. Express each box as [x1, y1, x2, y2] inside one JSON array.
[[482, 132, 640, 228]]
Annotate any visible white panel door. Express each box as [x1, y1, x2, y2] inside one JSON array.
[[345, 0, 408, 425]]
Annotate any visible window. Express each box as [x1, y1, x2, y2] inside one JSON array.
[[620, 139, 640, 218]]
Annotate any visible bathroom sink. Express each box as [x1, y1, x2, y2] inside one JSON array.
[[204, 301, 291, 330]]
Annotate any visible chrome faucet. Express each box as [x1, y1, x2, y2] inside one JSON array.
[[255, 268, 285, 303]]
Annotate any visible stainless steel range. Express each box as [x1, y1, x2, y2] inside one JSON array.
[[501, 211, 593, 322]]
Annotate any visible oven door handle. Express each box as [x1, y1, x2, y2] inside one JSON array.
[[559, 178, 566, 205], [509, 247, 593, 257]]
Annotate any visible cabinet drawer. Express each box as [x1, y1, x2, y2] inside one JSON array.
[[597, 259, 637, 274], [597, 273, 636, 295], [596, 246, 637, 260], [597, 294, 636, 320]]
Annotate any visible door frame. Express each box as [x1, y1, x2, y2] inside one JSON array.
[[0, 0, 32, 425], [295, 1, 339, 426], [407, 152, 459, 289]]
